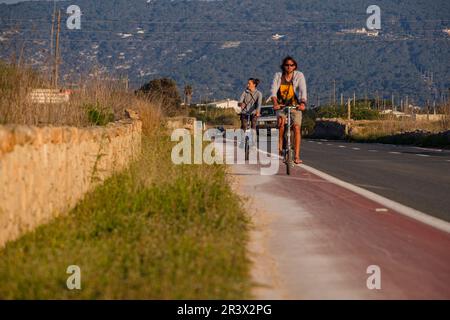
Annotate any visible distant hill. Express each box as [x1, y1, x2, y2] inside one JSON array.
[[1, 0, 449, 105]]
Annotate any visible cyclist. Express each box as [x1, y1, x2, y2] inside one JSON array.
[[238, 78, 263, 147], [270, 56, 307, 164]]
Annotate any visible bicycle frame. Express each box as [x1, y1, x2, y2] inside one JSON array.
[[281, 106, 296, 174]]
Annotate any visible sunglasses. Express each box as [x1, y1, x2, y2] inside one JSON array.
[[284, 64, 296, 67]]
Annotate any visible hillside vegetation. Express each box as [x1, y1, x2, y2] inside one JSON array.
[[1, 0, 449, 104]]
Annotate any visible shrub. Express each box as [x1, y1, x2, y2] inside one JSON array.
[[86, 102, 115, 126]]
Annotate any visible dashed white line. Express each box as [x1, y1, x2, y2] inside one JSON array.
[[352, 148, 361, 150], [416, 154, 430, 157], [389, 152, 401, 155], [338, 145, 346, 148]]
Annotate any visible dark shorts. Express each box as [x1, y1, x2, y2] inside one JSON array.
[[240, 113, 257, 130]]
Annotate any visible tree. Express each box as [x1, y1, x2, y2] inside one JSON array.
[[137, 78, 182, 116], [184, 85, 193, 106]]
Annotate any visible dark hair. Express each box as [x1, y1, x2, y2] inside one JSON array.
[[248, 78, 260, 87], [280, 56, 298, 72]]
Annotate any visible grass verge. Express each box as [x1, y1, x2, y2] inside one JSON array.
[[0, 133, 250, 299]]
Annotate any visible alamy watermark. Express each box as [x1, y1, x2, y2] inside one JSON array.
[[171, 121, 280, 176], [366, 265, 381, 290], [66, 265, 81, 290], [366, 5, 382, 30]]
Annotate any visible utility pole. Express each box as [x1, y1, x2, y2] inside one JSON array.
[[340, 93, 344, 106], [392, 94, 395, 111], [333, 79, 336, 106], [49, 1, 56, 82], [353, 91, 356, 108], [347, 98, 351, 120], [375, 91, 379, 110], [365, 90, 368, 108], [53, 9, 61, 88]]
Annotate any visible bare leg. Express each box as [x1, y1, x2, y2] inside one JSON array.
[[294, 124, 301, 161], [278, 117, 285, 154]]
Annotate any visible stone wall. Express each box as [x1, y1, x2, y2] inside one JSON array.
[[311, 118, 349, 139], [0, 112, 142, 247], [166, 116, 196, 132]]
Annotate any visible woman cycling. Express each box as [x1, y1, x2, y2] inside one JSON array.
[[238, 78, 263, 147], [270, 56, 307, 164]]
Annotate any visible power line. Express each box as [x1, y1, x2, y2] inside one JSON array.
[[1, 17, 450, 25], [4, 27, 450, 35], [9, 38, 450, 44]]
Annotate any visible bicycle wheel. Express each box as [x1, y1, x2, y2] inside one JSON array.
[[245, 136, 250, 161], [285, 150, 291, 175]]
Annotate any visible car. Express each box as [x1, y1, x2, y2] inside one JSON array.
[[257, 105, 277, 135]]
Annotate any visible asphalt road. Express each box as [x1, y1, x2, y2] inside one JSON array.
[[301, 140, 450, 222]]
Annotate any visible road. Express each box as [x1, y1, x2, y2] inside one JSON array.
[[218, 137, 450, 299], [302, 139, 450, 222]]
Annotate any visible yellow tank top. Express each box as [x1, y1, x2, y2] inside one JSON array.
[[277, 79, 298, 105], [279, 84, 295, 102]]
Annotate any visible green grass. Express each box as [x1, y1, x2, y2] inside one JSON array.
[[0, 134, 250, 299], [188, 106, 239, 127]]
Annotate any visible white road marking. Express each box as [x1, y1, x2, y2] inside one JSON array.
[[338, 145, 346, 148], [352, 148, 361, 150], [416, 154, 430, 157], [317, 142, 323, 145], [414, 146, 443, 152], [368, 150, 378, 152], [376, 208, 389, 213], [389, 152, 401, 154], [300, 164, 450, 234]]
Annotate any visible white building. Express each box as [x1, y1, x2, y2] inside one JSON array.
[[209, 99, 240, 113], [339, 28, 379, 37]]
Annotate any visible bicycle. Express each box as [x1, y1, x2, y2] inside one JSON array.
[[280, 105, 297, 175], [239, 110, 254, 161]]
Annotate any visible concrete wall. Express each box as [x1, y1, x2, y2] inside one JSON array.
[[0, 113, 142, 247]]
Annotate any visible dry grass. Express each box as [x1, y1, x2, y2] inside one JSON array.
[[350, 117, 450, 141], [0, 61, 162, 128]]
